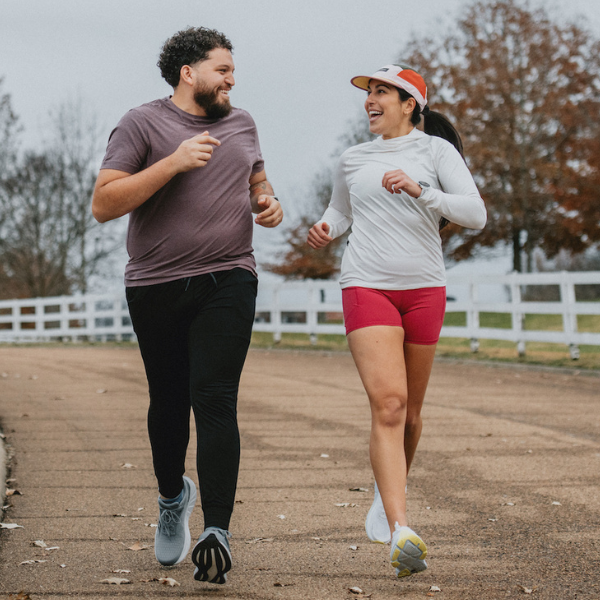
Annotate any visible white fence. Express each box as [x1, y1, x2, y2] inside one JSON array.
[[0, 272, 599, 357]]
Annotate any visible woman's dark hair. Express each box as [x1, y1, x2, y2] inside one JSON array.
[[396, 86, 462, 230], [158, 27, 233, 88]]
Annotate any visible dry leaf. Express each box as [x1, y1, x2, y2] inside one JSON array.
[[60, 564, 67, 568], [100, 577, 130, 585], [45, 546, 60, 551], [274, 582, 294, 587], [32, 540, 47, 548], [277, 514, 286, 519], [126, 541, 150, 551], [246, 537, 274, 544], [6, 489, 22, 497], [113, 514, 127, 518], [20, 559, 47, 565], [430, 585, 442, 592], [349, 587, 364, 594], [552, 501, 561, 506], [1, 523, 23, 529], [8, 592, 31, 600], [159, 577, 180, 587], [320, 454, 329, 458], [111, 569, 131, 574], [349, 487, 369, 492], [518, 584, 537, 594], [335, 503, 358, 508], [121, 463, 136, 469]]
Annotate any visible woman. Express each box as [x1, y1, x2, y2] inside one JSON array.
[[307, 65, 486, 578]]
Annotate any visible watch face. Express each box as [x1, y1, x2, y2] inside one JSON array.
[[419, 181, 430, 188]]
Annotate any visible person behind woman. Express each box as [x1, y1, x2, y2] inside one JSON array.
[[307, 65, 486, 578]]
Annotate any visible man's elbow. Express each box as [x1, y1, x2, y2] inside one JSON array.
[[91, 195, 112, 224]]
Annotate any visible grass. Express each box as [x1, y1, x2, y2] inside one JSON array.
[[251, 324, 600, 371]]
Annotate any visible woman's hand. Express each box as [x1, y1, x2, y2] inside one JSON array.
[[382, 169, 422, 198], [307, 222, 333, 249]]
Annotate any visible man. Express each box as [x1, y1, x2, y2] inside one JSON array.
[[92, 27, 282, 585]]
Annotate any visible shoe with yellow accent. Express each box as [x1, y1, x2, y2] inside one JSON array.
[[390, 523, 428, 578]]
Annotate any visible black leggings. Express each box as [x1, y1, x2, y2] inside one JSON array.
[[126, 268, 257, 529]]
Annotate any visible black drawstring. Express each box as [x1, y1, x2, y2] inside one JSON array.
[[210, 273, 217, 287], [184, 277, 191, 292]]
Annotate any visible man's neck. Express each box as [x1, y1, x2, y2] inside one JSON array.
[[170, 88, 207, 117]]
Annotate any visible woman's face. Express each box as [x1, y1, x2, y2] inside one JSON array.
[[364, 81, 414, 139]]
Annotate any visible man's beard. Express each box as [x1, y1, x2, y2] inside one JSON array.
[[193, 84, 232, 119]]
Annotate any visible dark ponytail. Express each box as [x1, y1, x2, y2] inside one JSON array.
[[396, 87, 462, 230]]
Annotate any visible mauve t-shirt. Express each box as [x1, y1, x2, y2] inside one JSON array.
[[100, 98, 264, 286]]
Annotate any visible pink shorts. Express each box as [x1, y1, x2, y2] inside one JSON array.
[[342, 286, 446, 345]]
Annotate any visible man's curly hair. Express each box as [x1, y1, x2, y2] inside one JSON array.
[[158, 27, 233, 88]]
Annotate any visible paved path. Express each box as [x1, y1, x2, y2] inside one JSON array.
[[0, 346, 598, 599]]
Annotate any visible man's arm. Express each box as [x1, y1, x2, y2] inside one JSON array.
[[92, 132, 220, 223], [249, 169, 283, 228]]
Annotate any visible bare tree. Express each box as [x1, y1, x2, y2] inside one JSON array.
[[0, 95, 121, 298]]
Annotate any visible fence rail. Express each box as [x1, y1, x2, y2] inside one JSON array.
[[0, 271, 599, 357]]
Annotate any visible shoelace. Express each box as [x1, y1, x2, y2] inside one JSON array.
[[158, 508, 182, 537]]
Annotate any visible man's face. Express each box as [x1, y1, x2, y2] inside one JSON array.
[[191, 47, 235, 118]]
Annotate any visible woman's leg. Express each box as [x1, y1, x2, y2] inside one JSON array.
[[403, 343, 437, 474], [347, 325, 409, 529]]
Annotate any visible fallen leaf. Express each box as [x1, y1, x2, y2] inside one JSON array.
[[430, 585, 442, 592], [246, 537, 274, 544], [44, 546, 60, 551], [8, 592, 31, 600], [100, 577, 130, 585], [111, 569, 131, 574], [60, 564, 67, 568], [126, 541, 150, 551], [121, 463, 136, 469], [335, 503, 358, 507], [159, 577, 180, 587], [552, 501, 561, 506], [274, 582, 294, 587], [488, 518, 498, 522], [6, 489, 22, 497], [137, 507, 144, 511], [113, 514, 128, 518], [320, 454, 329, 458], [32, 540, 47, 548], [349, 487, 369, 492], [20, 559, 47, 565], [131, 517, 142, 521], [518, 584, 537, 594], [349, 545, 358, 550], [349, 587, 364, 594], [1, 523, 23, 529], [277, 514, 286, 519]]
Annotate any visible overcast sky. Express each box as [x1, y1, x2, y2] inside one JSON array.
[[2, 0, 600, 283]]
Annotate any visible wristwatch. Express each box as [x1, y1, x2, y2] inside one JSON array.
[[418, 181, 430, 197]]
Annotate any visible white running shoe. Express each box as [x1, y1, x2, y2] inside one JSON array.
[[390, 522, 428, 578], [365, 481, 391, 544]]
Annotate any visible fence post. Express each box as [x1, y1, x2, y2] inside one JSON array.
[[560, 272, 579, 360], [467, 277, 480, 353], [510, 272, 526, 356]]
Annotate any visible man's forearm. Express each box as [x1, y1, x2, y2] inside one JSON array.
[[249, 179, 275, 213]]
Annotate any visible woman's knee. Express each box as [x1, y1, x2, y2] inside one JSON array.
[[371, 393, 408, 428]]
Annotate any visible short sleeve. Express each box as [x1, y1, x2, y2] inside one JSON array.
[[100, 109, 150, 174]]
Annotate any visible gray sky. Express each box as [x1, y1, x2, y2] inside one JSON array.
[[2, 0, 600, 281]]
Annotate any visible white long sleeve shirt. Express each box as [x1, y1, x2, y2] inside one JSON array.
[[319, 128, 487, 290]]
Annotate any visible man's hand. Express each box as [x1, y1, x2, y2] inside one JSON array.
[[254, 195, 283, 228], [307, 222, 332, 249], [170, 131, 221, 173], [382, 169, 422, 198]]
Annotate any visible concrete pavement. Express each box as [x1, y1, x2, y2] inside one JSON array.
[[0, 346, 599, 599]]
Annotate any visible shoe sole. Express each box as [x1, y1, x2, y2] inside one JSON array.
[[391, 533, 428, 578], [192, 534, 232, 584], [155, 476, 197, 566]]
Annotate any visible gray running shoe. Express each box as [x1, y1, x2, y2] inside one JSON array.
[[365, 481, 391, 543], [390, 523, 428, 578], [192, 526, 232, 584], [154, 476, 197, 566]]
